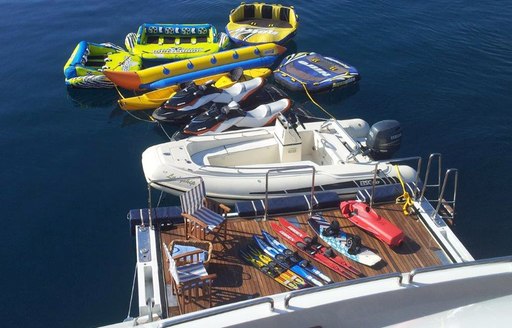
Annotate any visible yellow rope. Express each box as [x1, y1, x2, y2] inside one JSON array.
[[275, 68, 335, 119], [113, 83, 126, 99], [394, 165, 413, 215]]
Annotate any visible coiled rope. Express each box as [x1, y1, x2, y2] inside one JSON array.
[[394, 165, 413, 215]]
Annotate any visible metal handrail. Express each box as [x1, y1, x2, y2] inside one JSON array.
[[158, 297, 275, 327], [432, 168, 458, 221], [369, 156, 422, 208], [147, 176, 204, 229], [264, 165, 316, 220], [284, 272, 403, 309], [420, 153, 442, 200], [408, 255, 512, 284], [320, 119, 361, 156]]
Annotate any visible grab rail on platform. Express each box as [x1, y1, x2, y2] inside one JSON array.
[[420, 153, 442, 201], [432, 168, 458, 224], [420, 153, 458, 224], [264, 165, 316, 221]]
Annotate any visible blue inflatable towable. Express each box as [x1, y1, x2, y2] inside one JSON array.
[[273, 52, 360, 93]]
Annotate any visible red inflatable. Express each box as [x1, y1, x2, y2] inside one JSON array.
[[340, 200, 405, 247]]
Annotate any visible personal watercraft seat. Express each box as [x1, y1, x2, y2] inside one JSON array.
[[154, 77, 265, 122], [238, 98, 291, 126], [221, 77, 264, 102]]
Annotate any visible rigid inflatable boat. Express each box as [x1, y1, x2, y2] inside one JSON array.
[[118, 68, 271, 111], [63, 41, 142, 88], [274, 52, 360, 93], [226, 3, 298, 45], [125, 23, 230, 62], [104, 43, 286, 90], [142, 114, 415, 204]]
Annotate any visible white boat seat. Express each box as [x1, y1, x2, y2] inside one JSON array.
[[223, 77, 264, 100], [248, 104, 271, 119], [201, 138, 277, 166]]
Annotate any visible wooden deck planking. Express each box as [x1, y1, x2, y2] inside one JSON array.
[[160, 204, 444, 315]]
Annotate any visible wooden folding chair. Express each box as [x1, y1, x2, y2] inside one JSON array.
[[180, 181, 230, 241], [163, 243, 216, 314]]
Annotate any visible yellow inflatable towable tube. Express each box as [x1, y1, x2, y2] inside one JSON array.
[[226, 3, 298, 45], [118, 68, 271, 111], [104, 42, 285, 90], [63, 41, 141, 88], [125, 23, 230, 62]]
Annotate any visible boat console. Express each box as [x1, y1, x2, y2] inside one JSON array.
[[274, 114, 302, 163]]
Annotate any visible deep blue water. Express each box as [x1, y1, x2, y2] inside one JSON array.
[[1, 0, 511, 327]]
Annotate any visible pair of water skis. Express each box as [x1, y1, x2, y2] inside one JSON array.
[[241, 216, 382, 290]]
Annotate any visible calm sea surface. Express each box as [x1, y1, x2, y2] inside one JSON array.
[[1, 0, 511, 326]]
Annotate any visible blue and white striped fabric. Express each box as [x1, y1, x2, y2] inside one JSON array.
[[194, 207, 225, 231], [180, 182, 206, 214], [164, 243, 208, 285], [176, 262, 208, 284], [180, 181, 225, 231], [164, 243, 181, 283]]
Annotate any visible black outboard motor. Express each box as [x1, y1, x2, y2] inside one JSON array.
[[365, 120, 402, 160]]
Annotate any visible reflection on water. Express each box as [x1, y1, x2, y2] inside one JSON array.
[[66, 87, 119, 108]]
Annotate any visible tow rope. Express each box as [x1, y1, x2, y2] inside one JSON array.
[[394, 165, 413, 215], [274, 68, 335, 119]]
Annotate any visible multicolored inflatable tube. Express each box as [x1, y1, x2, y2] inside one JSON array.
[[104, 43, 286, 90], [125, 23, 230, 62], [273, 52, 360, 93], [118, 68, 272, 111], [63, 41, 142, 88], [226, 3, 298, 45]]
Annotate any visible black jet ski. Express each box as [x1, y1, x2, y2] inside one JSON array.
[[152, 77, 265, 123], [172, 84, 291, 140]]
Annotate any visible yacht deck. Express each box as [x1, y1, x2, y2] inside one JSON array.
[[159, 203, 445, 315]]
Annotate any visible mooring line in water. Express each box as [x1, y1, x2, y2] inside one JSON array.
[[116, 98, 173, 141], [157, 122, 173, 141], [274, 68, 334, 119], [124, 262, 138, 322], [120, 105, 157, 124], [301, 82, 334, 119], [113, 83, 126, 100]]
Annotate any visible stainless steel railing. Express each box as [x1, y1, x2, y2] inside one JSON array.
[[264, 165, 316, 220]]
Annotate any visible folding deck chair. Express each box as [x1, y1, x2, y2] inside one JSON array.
[[180, 181, 230, 242], [163, 243, 216, 314]]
